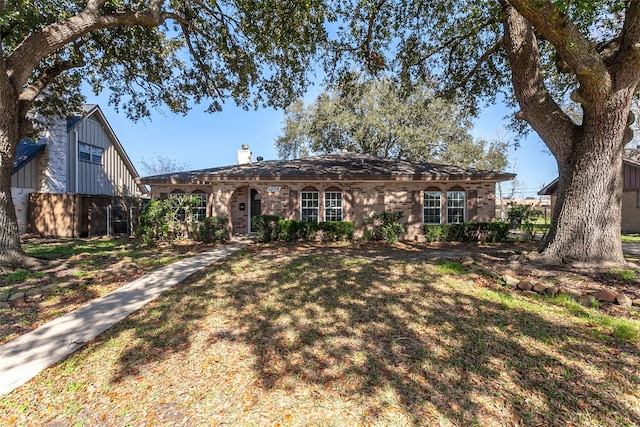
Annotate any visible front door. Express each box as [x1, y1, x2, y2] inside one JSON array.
[[250, 189, 261, 232]]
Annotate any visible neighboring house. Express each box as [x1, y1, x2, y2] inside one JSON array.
[[11, 104, 149, 237], [138, 145, 515, 240], [538, 147, 640, 233]]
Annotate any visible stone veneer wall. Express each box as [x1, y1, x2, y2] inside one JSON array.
[[37, 117, 68, 194], [151, 180, 498, 240], [11, 188, 30, 233]]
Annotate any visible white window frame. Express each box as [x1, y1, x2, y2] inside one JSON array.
[[324, 191, 343, 222], [192, 192, 207, 222], [78, 142, 103, 164], [301, 191, 319, 223], [447, 191, 466, 224], [423, 191, 442, 224]]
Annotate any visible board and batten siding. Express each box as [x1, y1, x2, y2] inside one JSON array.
[[11, 159, 38, 189], [67, 115, 141, 196]]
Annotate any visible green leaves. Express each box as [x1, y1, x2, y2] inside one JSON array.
[[276, 77, 509, 170], [5, 0, 329, 123]]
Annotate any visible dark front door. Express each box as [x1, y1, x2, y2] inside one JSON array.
[[250, 189, 261, 232]]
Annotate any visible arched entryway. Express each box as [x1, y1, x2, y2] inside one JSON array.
[[249, 188, 262, 232]]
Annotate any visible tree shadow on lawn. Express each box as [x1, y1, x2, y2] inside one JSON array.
[[110, 245, 640, 425]]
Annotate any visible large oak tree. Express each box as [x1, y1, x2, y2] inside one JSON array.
[[4, 0, 639, 267], [276, 78, 509, 172], [328, 1, 640, 264], [0, 0, 327, 267]]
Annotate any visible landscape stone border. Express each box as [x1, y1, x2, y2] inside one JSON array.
[[459, 255, 640, 309]]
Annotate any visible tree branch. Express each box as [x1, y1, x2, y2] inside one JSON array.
[[612, 1, 640, 89], [507, 0, 611, 101], [361, 0, 388, 72], [19, 46, 85, 104], [6, 0, 167, 90], [502, 3, 575, 164]]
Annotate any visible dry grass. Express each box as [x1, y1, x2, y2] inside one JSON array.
[[0, 237, 219, 344], [2, 242, 639, 426]]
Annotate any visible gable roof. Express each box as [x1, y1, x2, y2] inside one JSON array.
[[13, 138, 46, 172], [138, 152, 516, 185], [538, 147, 640, 195], [69, 105, 149, 196]]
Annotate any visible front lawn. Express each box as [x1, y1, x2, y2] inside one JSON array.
[[2, 243, 639, 426], [0, 237, 219, 344]]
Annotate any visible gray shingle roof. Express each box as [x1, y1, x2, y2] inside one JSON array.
[[139, 152, 515, 184]]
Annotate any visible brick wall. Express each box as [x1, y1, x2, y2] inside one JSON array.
[[150, 180, 499, 240]]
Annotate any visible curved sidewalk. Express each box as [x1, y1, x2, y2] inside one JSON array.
[[0, 238, 251, 396]]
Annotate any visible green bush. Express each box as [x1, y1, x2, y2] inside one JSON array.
[[138, 199, 171, 242], [277, 219, 311, 241], [252, 215, 281, 243], [137, 196, 206, 242], [252, 216, 355, 243], [507, 203, 542, 239], [198, 217, 228, 243], [423, 222, 510, 243], [318, 221, 355, 241], [362, 211, 406, 243]]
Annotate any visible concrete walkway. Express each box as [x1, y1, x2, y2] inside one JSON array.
[[0, 237, 251, 396]]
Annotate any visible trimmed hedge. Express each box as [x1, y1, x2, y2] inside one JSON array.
[[198, 217, 228, 243], [252, 215, 355, 243], [362, 211, 406, 243], [423, 222, 510, 243]]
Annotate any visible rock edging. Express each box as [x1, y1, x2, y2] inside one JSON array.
[[461, 256, 640, 309]]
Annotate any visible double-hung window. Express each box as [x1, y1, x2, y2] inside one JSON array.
[[423, 191, 442, 224], [301, 191, 319, 223], [447, 191, 465, 224], [324, 192, 343, 222], [78, 142, 103, 164], [192, 191, 207, 222]]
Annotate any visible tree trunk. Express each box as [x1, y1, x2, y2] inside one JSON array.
[[540, 99, 628, 265], [0, 90, 28, 267]]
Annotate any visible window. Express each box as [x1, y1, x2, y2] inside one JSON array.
[[78, 142, 103, 164], [447, 191, 465, 224], [324, 192, 343, 222], [423, 191, 442, 224], [192, 191, 207, 222], [301, 191, 319, 223]]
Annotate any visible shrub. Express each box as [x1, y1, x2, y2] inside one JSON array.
[[252, 216, 355, 243], [198, 217, 228, 243], [362, 211, 406, 243], [507, 203, 542, 239], [276, 219, 311, 241], [423, 222, 510, 243], [318, 221, 355, 241], [252, 215, 281, 243], [138, 198, 171, 242], [137, 196, 207, 242]]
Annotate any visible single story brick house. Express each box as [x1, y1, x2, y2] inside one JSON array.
[[538, 147, 640, 234], [137, 146, 516, 240]]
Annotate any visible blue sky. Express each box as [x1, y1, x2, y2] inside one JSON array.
[[85, 90, 558, 199]]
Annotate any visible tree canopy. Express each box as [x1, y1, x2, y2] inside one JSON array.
[[2, 1, 640, 265], [0, 0, 329, 266], [324, 1, 640, 264], [276, 78, 509, 171]]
